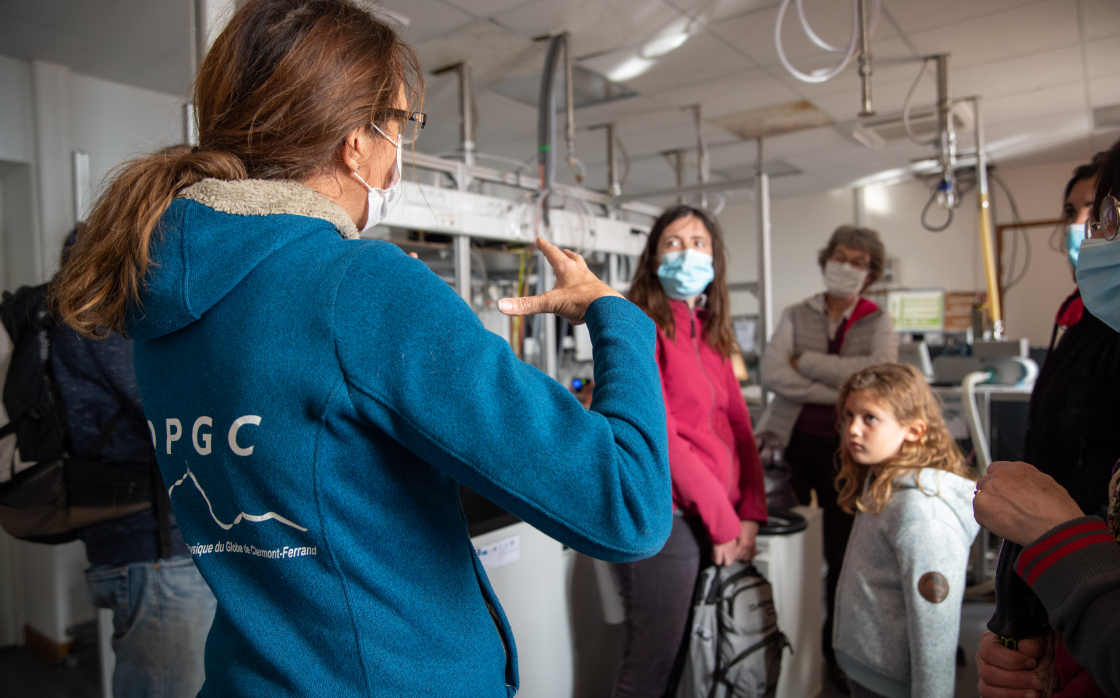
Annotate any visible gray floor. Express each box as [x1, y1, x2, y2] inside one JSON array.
[[819, 600, 994, 698]]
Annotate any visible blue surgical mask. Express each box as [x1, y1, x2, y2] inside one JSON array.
[[657, 249, 715, 301], [1076, 235, 1120, 331], [1065, 223, 1086, 267]]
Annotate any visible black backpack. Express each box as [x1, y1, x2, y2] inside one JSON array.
[[0, 284, 165, 545]]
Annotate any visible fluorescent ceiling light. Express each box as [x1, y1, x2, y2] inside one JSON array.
[[640, 33, 689, 58], [608, 56, 655, 82]]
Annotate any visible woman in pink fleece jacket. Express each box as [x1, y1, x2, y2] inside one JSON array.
[[612, 205, 767, 698]]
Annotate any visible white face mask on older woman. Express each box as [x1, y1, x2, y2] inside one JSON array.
[[351, 123, 402, 233], [824, 261, 867, 299]]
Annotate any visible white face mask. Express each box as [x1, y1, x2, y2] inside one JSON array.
[[824, 260, 868, 299], [351, 123, 402, 234]]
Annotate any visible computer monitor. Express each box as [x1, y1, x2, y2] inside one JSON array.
[[887, 289, 945, 333]]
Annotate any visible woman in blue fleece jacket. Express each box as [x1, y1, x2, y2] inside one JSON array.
[[51, 2, 672, 697]]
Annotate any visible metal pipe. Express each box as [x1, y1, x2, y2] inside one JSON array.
[[433, 62, 477, 166], [973, 97, 1003, 338], [605, 124, 620, 196], [856, 0, 875, 116], [691, 105, 709, 208], [756, 138, 774, 360], [563, 32, 576, 170], [460, 63, 475, 166], [935, 54, 957, 196], [453, 235, 471, 304], [537, 35, 565, 227], [674, 148, 687, 204]]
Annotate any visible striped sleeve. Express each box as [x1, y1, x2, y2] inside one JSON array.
[[1015, 517, 1117, 587], [1013, 516, 1120, 695]]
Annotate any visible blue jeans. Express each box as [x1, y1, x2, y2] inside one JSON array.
[[85, 555, 217, 698]]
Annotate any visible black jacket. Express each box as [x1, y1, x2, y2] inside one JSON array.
[[1024, 307, 1120, 519], [50, 326, 186, 566]]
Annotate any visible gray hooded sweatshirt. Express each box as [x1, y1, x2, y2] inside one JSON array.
[[833, 468, 979, 698]]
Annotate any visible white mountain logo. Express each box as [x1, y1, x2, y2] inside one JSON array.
[[168, 468, 308, 532]]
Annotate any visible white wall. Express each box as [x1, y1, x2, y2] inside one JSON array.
[[0, 52, 184, 648]]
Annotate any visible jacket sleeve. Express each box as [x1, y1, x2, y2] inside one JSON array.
[[724, 360, 767, 523], [759, 308, 840, 406], [892, 518, 971, 698], [1014, 516, 1120, 696], [659, 343, 744, 546], [795, 312, 899, 389], [332, 244, 673, 563]]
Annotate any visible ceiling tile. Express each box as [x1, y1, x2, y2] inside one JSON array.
[[653, 69, 804, 118], [492, 0, 685, 59], [1090, 74, 1120, 108], [1086, 36, 1120, 80], [439, 0, 534, 17], [599, 37, 754, 94], [908, 0, 1079, 70], [981, 82, 1086, 126], [886, 0, 1046, 35], [1080, 0, 1120, 42], [376, 0, 474, 44], [665, 0, 779, 22], [952, 45, 1085, 99]]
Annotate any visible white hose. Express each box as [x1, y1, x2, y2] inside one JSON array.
[[962, 371, 993, 475], [775, 0, 880, 84]]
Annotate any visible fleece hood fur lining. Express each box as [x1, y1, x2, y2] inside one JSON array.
[[178, 178, 360, 240]]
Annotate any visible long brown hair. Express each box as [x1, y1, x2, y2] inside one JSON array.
[[834, 363, 973, 515], [628, 206, 737, 357], [52, 0, 423, 337]]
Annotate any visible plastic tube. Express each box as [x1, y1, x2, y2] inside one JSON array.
[[775, 0, 879, 84]]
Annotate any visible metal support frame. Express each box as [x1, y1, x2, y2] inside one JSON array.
[[856, 0, 875, 116], [453, 235, 471, 305], [691, 105, 710, 208], [935, 54, 958, 205], [605, 124, 620, 196], [756, 138, 774, 397], [433, 61, 477, 167]]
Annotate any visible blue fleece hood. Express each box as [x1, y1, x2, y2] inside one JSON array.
[[128, 179, 359, 341]]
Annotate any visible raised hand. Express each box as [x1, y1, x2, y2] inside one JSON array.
[[497, 237, 623, 325]]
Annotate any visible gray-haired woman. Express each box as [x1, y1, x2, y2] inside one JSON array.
[[756, 225, 897, 690]]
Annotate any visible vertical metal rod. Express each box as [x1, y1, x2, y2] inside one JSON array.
[[607, 253, 620, 290], [856, 0, 875, 116], [756, 138, 773, 408], [184, 0, 204, 145], [542, 251, 557, 379], [973, 97, 1003, 339], [606, 124, 620, 196], [692, 105, 709, 208], [459, 62, 475, 167], [853, 186, 866, 227], [563, 32, 577, 170], [674, 149, 687, 204], [935, 54, 956, 181], [453, 235, 471, 305]]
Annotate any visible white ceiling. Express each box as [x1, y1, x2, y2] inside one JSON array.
[[3, 0, 1120, 203]]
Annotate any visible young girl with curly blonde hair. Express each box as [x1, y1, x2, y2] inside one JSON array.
[[831, 363, 979, 698]]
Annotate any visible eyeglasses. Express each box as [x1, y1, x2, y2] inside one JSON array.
[[1086, 194, 1120, 241], [376, 108, 427, 145], [830, 250, 871, 271]]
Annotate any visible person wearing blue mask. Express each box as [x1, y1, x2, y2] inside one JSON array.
[[756, 225, 897, 692], [617, 206, 767, 698], [973, 140, 1120, 698], [1022, 153, 1118, 522]]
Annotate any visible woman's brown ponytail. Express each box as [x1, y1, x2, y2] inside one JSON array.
[[53, 147, 245, 336], [51, 0, 422, 338]]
